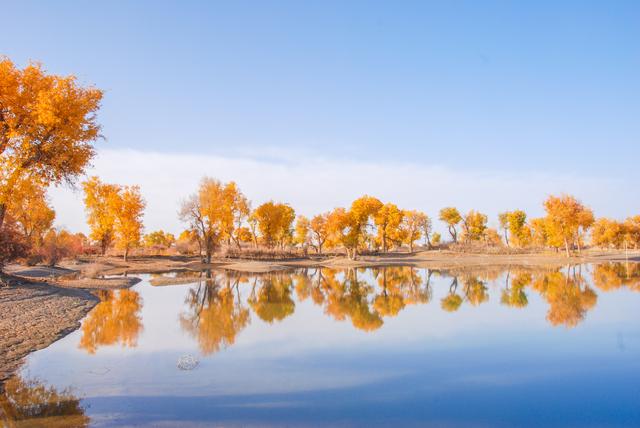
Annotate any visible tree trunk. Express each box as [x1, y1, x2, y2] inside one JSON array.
[[124, 247, 129, 262], [503, 230, 509, 247], [410, 241, 414, 253], [0, 203, 6, 232], [564, 238, 570, 258]]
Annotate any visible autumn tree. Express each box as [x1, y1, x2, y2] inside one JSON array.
[[222, 182, 250, 248], [431, 232, 442, 247], [347, 195, 383, 256], [326, 208, 356, 257], [83, 177, 120, 255], [401, 210, 426, 253], [294, 215, 311, 249], [591, 218, 626, 249], [143, 230, 176, 249], [529, 217, 548, 248], [10, 179, 55, 248], [180, 178, 232, 263], [326, 196, 382, 259], [253, 201, 296, 248], [461, 210, 488, 241], [374, 202, 404, 252], [498, 212, 510, 246], [625, 216, 640, 249], [111, 185, 145, 261], [0, 58, 102, 235], [543, 194, 594, 257], [310, 212, 330, 254], [439, 207, 462, 242], [418, 214, 433, 249]]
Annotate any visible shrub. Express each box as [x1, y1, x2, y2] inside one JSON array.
[[39, 229, 85, 266]]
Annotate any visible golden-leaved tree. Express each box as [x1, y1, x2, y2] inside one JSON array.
[[326, 196, 382, 259], [0, 58, 102, 234], [310, 212, 330, 254], [401, 210, 427, 253], [180, 178, 249, 262], [374, 202, 403, 252], [83, 176, 120, 255], [83, 177, 145, 260], [253, 201, 296, 248], [461, 210, 488, 241], [294, 215, 311, 248], [499, 210, 529, 247], [439, 207, 462, 242], [591, 218, 626, 249], [9, 179, 55, 248], [543, 194, 594, 257], [111, 185, 145, 261]]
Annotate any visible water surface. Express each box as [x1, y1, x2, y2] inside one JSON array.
[[2, 263, 640, 427]]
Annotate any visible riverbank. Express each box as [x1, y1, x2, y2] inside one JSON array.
[[59, 248, 640, 276], [0, 275, 98, 383]]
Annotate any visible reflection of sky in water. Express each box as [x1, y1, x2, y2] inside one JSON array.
[[10, 264, 640, 427]]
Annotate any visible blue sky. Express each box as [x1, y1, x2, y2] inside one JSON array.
[[2, 1, 638, 232]]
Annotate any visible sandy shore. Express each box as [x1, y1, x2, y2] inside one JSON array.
[[1, 248, 637, 383], [58, 249, 640, 276], [0, 277, 98, 382]]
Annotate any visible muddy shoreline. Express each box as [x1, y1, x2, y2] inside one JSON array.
[[1, 249, 637, 384]]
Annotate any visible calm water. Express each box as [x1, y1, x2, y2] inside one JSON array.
[[2, 263, 640, 427]]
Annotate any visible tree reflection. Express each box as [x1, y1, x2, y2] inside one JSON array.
[[500, 271, 531, 308], [321, 268, 382, 332], [180, 271, 250, 355], [593, 263, 640, 292], [533, 270, 597, 327], [294, 267, 434, 331], [248, 272, 295, 323], [78, 289, 143, 354], [0, 375, 89, 427]]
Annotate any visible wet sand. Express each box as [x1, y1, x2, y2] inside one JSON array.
[[0, 278, 98, 382]]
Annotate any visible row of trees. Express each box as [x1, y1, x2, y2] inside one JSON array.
[[178, 178, 639, 260], [178, 177, 446, 261], [82, 177, 145, 261]]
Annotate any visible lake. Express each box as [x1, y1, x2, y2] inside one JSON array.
[[2, 263, 640, 427]]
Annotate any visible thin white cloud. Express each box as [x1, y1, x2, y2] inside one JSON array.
[[49, 148, 633, 235]]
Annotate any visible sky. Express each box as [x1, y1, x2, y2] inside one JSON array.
[[2, 1, 639, 234]]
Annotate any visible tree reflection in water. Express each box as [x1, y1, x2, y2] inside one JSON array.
[[0, 375, 89, 428], [153, 263, 640, 356], [78, 289, 143, 354], [180, 270, 250, 355]]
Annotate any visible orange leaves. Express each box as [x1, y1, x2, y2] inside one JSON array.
[[0, 57, 102, 211], [180, 178, 251, 261], [82, 177, 145, 259], [543, 194, 594, 255], [253, 201, 295, 248]]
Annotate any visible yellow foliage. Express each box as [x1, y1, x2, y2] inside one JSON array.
[[253, 201, 296, 248], [439, 207, 462, 242], [0, 57, 102, 232]]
